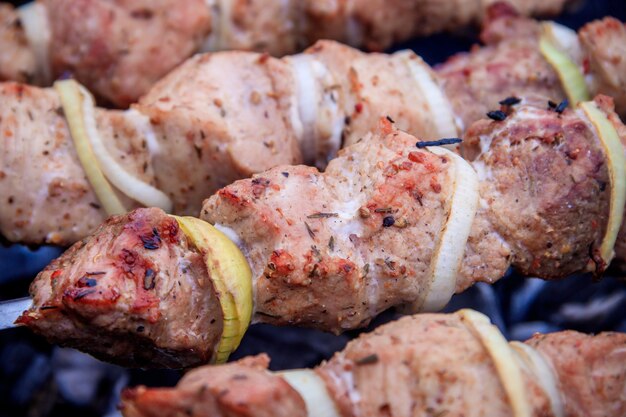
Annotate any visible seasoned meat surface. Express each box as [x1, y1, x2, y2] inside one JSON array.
[[0, 83, 153, 245], [121, 354, 306, 417], [579, 17, 626, 119], [462, 97, 613, 278], [0, 4, 37, 84], [17, 208, 223, 368], [44, 0, 211, 107], [136, 51, 303, 215], [437, 14, 565, 130], [203, 124, 480, 332], [529, 331, 626, 417], [121, 312, 626, 417], [319, 314, 553, 417]]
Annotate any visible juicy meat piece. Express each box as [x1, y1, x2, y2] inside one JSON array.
[[319, 314, 552, 417], [203, 125, 474, 332], [17, 208, 223, 368], [436, 15, 565, 130], [579, 17, 626, 119], [121, 355, 306, 417], [0, 4, 37, 84], [136, 51, 303, 215], [0, 82, 153, 245], [121, 312, 626, 417], [529, 331, 626, 417], [44, 0, 211, 107], [462, 97, 613, 278]]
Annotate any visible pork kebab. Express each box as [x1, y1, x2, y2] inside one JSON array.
[[1, 11, 624, 247], [14, 99, 626, 368], [0, 0, 570, 106], [121, 310, 626, 417]]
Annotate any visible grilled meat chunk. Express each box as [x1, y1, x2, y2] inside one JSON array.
[[121, 354, 305, 417], [0, 4, 37, 84], [121, 312, 626, 417], [44, 0, 212, 107], [16, 208, 223, 368], [0, 82, 153, 244], [19, 100, 620, 367], [579, 17, 626, 120]]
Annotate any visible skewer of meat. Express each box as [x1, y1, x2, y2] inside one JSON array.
[[0, 0, 570, 106], [13, 102, 626, 367], [120, 310, 626, 417], [1, 11, 624, 247]]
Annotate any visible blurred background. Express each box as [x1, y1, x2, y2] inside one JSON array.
[[1, 0, 626, 416]]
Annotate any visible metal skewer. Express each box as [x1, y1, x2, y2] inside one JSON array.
[[0, 297, 32, 330]]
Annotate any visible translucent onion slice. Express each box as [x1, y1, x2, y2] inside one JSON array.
[[510, 341, 565, 417], [420, 147, 479, 312], [17, 2, 51, 84], [397, 50, 461, 140], [542, 22, 584, 64], [56, 79, 173, 212], [278, 369, 341, 417], [458, 309, 531, 417], [173, 215, 253, 364], [579, 101, 626, 269], [539, 25, 590, 104], [54, 80, 126, 216]]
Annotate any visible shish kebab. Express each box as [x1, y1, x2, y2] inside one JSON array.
[[1, 12, 624, 248], [0, 0, 570, 106], [120, 310, 626, 417], [10, 98, 626, 368]]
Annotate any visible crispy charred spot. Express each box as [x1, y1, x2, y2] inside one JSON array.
[[218, 189, 249, 207], [77, 277, 98, 288], [382, 216, 395, 227], [499, 96, 521, 106], [140, 228, 162, 250], [251, 177, 271, 198], [487, 110, 507, 121], [268, 250, 295, 277]]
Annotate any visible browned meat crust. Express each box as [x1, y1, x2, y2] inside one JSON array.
[[17, 208, 224, 368], [121, 313, 626, 417], [18, 101, 619, 367]]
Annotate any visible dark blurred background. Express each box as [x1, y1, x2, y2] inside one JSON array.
[[1, 0, 626, 416]]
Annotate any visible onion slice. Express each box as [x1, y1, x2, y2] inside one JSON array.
[[55, 79, 173, 213], [17, 2, 51, 85], [579, 101, 626, 270], [173, 215, 253, 364], [510, 341, 565, 417], [458, 309, 531, 417], [54, 80, 126, 216], [419, 147, 479, 312], [397, 50, 461, 140], [539, 24, 590, 104], [278, 369, 341, 417]]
